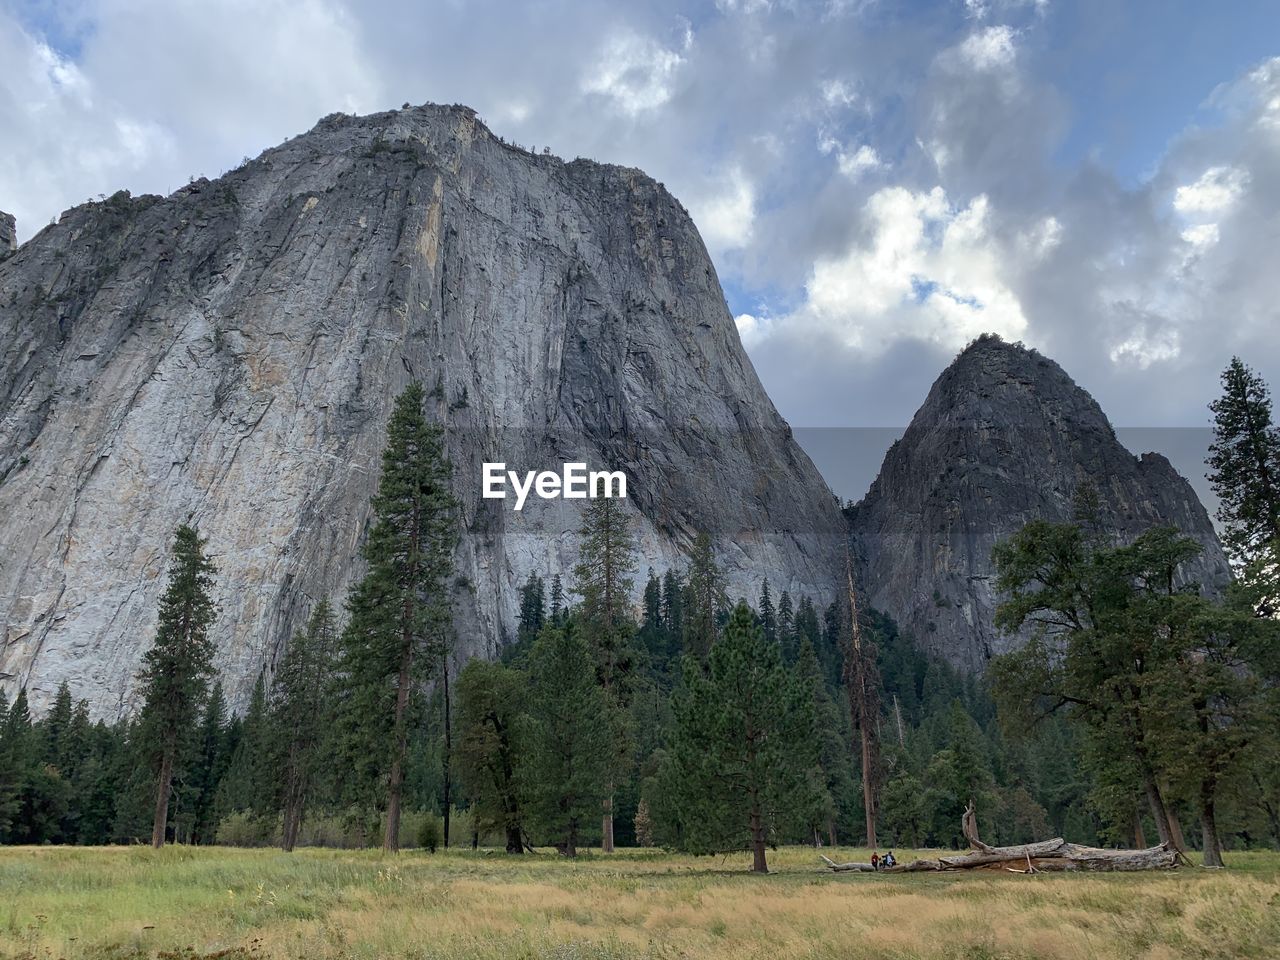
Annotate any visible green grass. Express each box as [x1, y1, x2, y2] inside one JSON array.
[[1, 845, 1277, 959]]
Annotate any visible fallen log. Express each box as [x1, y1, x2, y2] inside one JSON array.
[[820, 855, 876, 872], [822, 800, 1181, 875]]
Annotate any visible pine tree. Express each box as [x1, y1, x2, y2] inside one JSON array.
[[573, 498, 638, 687], [1208, 357, 1280, 609], [214, 673, 274, 828], [661, 569, 684, 658], [271, 599, 338, 851], [777, 590, 794, 656], [0, 690, 64, 844], [523, 623, 615, 856], [571, 497, 638, 852], [548, 574, 565, 626], [456, 659, 528, 853], [335, 382, 456, 852], [189, 681, 232, 844], [517, 572, 546, 647], [0, 689, 20, 840], [639, 568, 664, 659], [135, 524, 218, 848], [41, 682, 74, 769], [663, 602, 819, 872], [759, 579, 777, 649], [796, 636, 854, 846], [682, 533, 727, 658]]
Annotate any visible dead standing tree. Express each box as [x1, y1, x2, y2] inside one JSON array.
[[841, 555, 880, 849]]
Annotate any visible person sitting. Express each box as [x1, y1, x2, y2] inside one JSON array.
[[870, 852, 880, 871], [884, 851, 896, 868]]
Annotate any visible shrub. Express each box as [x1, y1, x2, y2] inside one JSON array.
[[215, 811, 277, 847], [416, 813, 443, 853]]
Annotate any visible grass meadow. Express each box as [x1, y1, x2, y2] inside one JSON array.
[[1, 844, 1277, 960]]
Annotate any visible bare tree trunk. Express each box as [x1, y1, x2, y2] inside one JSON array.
[[827, 816, 837, 848], [1167, 805, 1188, 852], [565, 818, 579, 858], [1133, 809, 1147, 850], [1142, 769, 1176, 848], [750, 803, 768, 873], [151, 738, 175, 849], [385, 631, 414, 854], [842, 559, 879, 849], [861, 728, 877, 849], [1200, 790, 1225, 868], [442, 653, 452, 849], [602, 787, 615, 853], [505, 823, 524, 854]]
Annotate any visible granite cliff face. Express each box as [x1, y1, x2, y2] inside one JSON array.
[[847, 335, 1231, 673], [0, 104, 845, 716]]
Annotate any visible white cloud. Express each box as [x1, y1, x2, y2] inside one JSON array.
[[689, 167, 756, 252], [819, 133, 884, 179], [1109, 324, 1181, 369], [780, 186, 1027, 353], [0, 1, 377, 241], [820, 78, 860, 109], [1173, 165, 1249, 214], [1022, 215, 1062, 260], [582, 30, 690, 116], [734, 312, 768, 345], [1181, 223, 1220, 248], [957, 26, 1018, 71], [716, 0, 775, 13], [838, 144, 884, 179]]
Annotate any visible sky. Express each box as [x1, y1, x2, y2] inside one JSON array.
[[2, 0, 1278, 505]]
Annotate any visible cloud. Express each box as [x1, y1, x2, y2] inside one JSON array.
[[955, 25, 1018, 71], [782, 186, 1028, 354], [2, 0, 1279, 489], [1172, 165, 1249, 214], [688, 167, 757, 253], [819, 135, 884, 180], [581, 28, 690, 116], [0, 0, 377, 238]]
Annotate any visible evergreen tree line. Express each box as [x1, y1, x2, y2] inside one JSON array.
[[2, 359, 1278, 868]]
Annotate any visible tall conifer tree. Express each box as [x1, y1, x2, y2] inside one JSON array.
[[682, 533, 726, 658], [572, 497, 637, 852], [272, 599, 339, 851], [523, 623, 614, 856], [335, 382, 456, 852], [135, 524, 217, 848], [1208, 357, 1280, 610], [663, 603, 818, 872]]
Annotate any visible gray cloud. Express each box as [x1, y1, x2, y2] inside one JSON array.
[[1, 0, 1277, 505]]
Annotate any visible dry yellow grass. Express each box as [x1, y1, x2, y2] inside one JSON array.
[[1, 844, 1277, 959]]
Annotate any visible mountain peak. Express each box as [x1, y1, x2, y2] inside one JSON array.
[[849, 338, 1229, 672], [0, 105, 842, 716]]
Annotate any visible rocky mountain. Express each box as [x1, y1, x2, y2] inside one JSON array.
[[847, 335, 1231, 673], [1, 211, 15, 254], [0, 103, 845, 717]]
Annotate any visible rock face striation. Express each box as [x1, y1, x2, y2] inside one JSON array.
[[0, 104, 845, 716], [847, 335, 1231, 673]]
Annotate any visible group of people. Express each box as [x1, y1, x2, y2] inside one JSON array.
[[869, 851, 897, 871]]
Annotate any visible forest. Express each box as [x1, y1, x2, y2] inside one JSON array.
[[1, 360, 1277, 874]]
